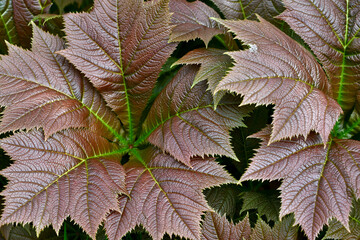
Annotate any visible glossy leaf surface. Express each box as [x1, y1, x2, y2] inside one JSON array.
[[105, 148, 235, 240], [242, 126, 360, 240], [0, 0, 18, 53], [216, 17, 342, 143]]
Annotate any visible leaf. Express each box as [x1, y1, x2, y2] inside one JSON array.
[[278, 0, 360, 112], [0, 0, 18, 53], [0, 223, 61, 240], [105, 148, 236, 240], [54, 0, 83, 14], [142, 65, 249, 166], [250, 215, 298, 240], [215, 17, 342, 143], [0, 25, 123, 141], [240, 190, 280, 222], [12, 0, 51, 49], [241, 126, 360, 240], [174, 48, 233, 105], [204, 184, 239, 218], [0, 129, 127, 238], [59, 0, 177, 140], [210, 0, 285, 26], [325, 199, 360, 240], [169, 0, 223, 47], [200, 211, 251, 240]]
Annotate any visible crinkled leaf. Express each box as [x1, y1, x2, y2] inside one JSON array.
[[59, 0, 177, 140], [210, 0, 284, 26], [200, 211, 251, 240], [0, 130, 127, 238], [240, 190, 280, 222], [12, 0, 51, 49], [250, 215, 298, 240], [215, 17, 342, 143], [142, 65, 249, 166], [0, 223, 61, 240], [204, 184, 239, 218], [105, 148, 235, 240], [169, 0, 223, 47], [174, 48, 232, 105], [0, 0, 18, 53], [278, 0, 360, 112], [0, 25, 123, 141], [325, 199, 360, 240], [242, 126, 360, 240]]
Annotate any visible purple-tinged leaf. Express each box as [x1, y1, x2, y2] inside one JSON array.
[[242, 126, 360, 240], [278, 0, 360, 112], [0, 129, 127, 238], [105, 148, 235, 240], [59, 0, 177, 140], [0, 25, 122, 141], [325, 200, 360, 240], [169, 0, 223, 47], [215, 17, 342, 143], [12, 0, 51, 49], [200, 211, 251, 240], [250, 215, 298, 240], [142, 65, 249, 166], [210, 0, 284, 26], [174, 48, 232, 105], [0, 0, 18, 53]]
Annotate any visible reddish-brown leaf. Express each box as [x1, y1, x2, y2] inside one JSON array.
[[0, 25, 122, 141], [278, 0, 360, 112], [142, 65, 249, 166], [0, 129, 127, 238], [200, 211, 251, 240], [215, 17, 342, 143], [105, 148, 235, 240], [174, 48, 233, 105], [12, 0, 51, 49], [169, 0, 223, 47], [242, 126, 360, 240], [59, 0, 177, 139]]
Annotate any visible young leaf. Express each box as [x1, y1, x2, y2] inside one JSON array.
[[200, 211, 251, 240], [204, 184, 239, 218], [59, 0, 177, 140], [325, 200, 360, 240], [210, 0, 285, 26], [250, 215, 298, 240], [12, 0, 51, 49], [169, 0, 224, 47], [174, 48, 232, 105], [142, 65, 249, 166], [215, 17, 342, 143], [0, 0, 18, 53], [0, 129, 127, 238], [105, 148, 236, 240], [0, 25, 123, 141], [278, 0, 360, 112], [242, 126, 360, 240]]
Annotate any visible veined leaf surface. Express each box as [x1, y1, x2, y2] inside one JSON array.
[[216, 17, 342, 143], [0, 0, 18, 53], [242, 126, 360, 240], [59, 0, 177, 140]]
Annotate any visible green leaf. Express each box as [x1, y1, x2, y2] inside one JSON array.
[[0, 0, 18, 53], [204, 184, 239, 218]]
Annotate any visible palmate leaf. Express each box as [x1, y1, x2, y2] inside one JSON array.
[[200, 211, 251, 240], [59, 0, 177, 140], [12, 0, 51, 49], [210, 0, 285, 26], [215, 17, 342, 143], [242, 126, 360, 240], [142, 65, 249, 166], [0, 25, 123, 141], [0, 129, 127, 238], [174, 48, 232, 105], [105, 148, 235, 240], [278, 0, 360, 112], [169, 0, 224, 47], [0, 0, 18, 53]]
